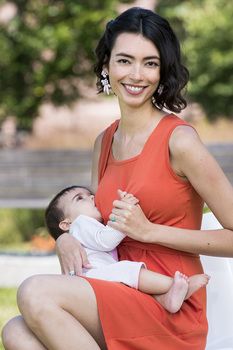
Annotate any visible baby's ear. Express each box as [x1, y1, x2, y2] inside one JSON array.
[[59, 219, 71, 232]]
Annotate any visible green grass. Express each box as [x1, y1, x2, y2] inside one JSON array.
[[0, 242, 32, 254], [0, 288, 18, 350]]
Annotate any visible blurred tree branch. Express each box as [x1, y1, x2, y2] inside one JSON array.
[[157, 0, 233, 120], [0, 0, 117, 129]]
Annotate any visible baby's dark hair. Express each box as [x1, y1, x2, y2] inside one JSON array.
[[94, 7, 189, 113], [45, 185, 92, 241]]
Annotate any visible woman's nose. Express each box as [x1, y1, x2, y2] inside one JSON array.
[[129, 64, 143, 81]]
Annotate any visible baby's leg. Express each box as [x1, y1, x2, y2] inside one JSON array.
[[138, 269, 209, 313], [185, 274, 210, 299], [153, 271, 189, 313], [139, 269, 189, 313], [138, 268, 173, 294]]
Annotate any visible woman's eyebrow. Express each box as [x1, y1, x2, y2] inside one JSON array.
[[115, 53, 160, 60]]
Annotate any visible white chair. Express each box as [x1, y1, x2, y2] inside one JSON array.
[[201, 212, 233, 350]]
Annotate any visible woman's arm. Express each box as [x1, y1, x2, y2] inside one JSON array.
[[91, 131, 104, 193], [56, 233, 91, 275], [108, 126, 233, 257]]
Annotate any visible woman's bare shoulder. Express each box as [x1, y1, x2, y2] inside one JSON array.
[[168, 124, 205, 178], [169, 124, 203, 157]]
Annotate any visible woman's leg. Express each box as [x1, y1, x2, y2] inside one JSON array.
[[2, 315, 47, 350], [14, 274, 106, 350]]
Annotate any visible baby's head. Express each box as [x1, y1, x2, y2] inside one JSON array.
[[45, 185, 102, 240]]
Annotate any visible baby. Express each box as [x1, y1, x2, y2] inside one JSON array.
[[45, 185, 210, 313]]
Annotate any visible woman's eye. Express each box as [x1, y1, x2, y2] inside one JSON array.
[[117, 59, 130, 64], [146, 61, 159, 67]]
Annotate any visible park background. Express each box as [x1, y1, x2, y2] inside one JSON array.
[[0, 0, 232, 349]]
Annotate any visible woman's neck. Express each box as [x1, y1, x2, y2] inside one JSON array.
[[117, 100, 165, 136]]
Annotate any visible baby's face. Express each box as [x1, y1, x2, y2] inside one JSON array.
[[60, 187, 102, 222]]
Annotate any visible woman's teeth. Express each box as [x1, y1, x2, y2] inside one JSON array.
[[125, 85, 144, 93]]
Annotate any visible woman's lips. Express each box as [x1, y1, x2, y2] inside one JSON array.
[[123, 84, 146, 95]]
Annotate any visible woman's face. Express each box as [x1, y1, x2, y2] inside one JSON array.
[[107, 33, 161, 108]]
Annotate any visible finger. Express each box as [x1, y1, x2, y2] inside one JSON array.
[[111, 208, 123, 216], [125, 193, 133, 198], [113, 199, 134, 210], [64, 261, 76, 276], [109, 213, 126, 223], [57, 254, 65, 274], [131, 198, 139, 204], [80, 248, 92, 269], [118, 189, 127, 199], [107, 219, 126, 232], [121, 193, 133, 201], [123, 197, 139, 205], [63, 250, 83, 276], [113, 199, 130, 209], [112, 205, 134, 216], [73, 253, 83, 276], [60, 256, 74, 275]]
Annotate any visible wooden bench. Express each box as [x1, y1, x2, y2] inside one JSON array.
[[0, 143, 232, 208], [0, 149, 92, 208]]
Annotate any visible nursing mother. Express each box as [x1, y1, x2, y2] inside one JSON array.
[[2, 7, 233, 350]]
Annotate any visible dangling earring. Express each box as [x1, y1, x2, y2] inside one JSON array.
[[152, 84, 163, 106], [157, 84, 164, 95], [101, 70, 111, 95], [152, 96, 156, 106]]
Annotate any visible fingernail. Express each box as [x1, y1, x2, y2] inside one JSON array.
[[85, 263, 92, 268]]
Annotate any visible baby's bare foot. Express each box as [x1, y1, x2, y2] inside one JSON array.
[[154, 271, 189, 313], [185, 274, 210, 299]]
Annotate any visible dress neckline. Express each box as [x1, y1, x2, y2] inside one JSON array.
[[110, 113, 172, 165]]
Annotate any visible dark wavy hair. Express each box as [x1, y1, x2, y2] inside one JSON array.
[[94, 7, 189, 113], [45, 185, 92, 240]]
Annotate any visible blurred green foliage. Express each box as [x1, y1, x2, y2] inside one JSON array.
[[0, 0, 117, 129], [157, 0, 233, 119], [0, 208, 45, 244], [0, 288, 18, 350], [0, 1, 232, 127]]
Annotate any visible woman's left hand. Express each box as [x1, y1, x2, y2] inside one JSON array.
[[107, 193, 153, 242]]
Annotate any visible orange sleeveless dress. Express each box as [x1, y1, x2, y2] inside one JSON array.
[[85, 114, 208, 349]]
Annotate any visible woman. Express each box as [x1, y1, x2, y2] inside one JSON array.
[[2, 7, 233, 350]]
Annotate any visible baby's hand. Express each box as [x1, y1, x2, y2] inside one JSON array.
[[118, 189, 139, 205]]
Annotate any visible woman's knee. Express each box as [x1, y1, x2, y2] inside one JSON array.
[[17, 275, 51, 324], [17, 275, 87, 322], [2, 316, 21, 350]]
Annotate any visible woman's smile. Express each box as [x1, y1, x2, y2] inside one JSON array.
[[108, 33, 161, 107], [122, 83, 147, 95]]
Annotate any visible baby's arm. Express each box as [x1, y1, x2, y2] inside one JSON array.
[[70, 215, 125, 251], [70, 191, 139, 251]]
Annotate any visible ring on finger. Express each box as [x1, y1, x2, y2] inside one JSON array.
[[111, 216, 117, 222], [69, 270, 75, 276]]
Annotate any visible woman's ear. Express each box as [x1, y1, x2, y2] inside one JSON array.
[[59, 219, 71, 232], [102, 64, 109, 75]]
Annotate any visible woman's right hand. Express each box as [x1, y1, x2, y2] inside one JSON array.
[[56, 233, 91, 276]]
